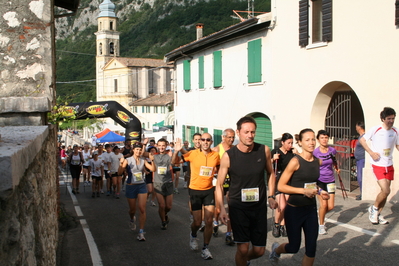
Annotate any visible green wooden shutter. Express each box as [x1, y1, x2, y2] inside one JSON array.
[[213, 51, 222, 88], [190, 126, 196, 146], [252, 113, 272, 148], [322, 0, 332, 42], [198, 56, 204, 89], [182, 125, 186, 143], [183, 60, 191, 91], [213, 129, 222, 147], [248, 39, 262, 83], [299, 0, 309, 47], [202, 127, 208, 133]]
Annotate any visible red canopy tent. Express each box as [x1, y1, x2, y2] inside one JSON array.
[[95, 128, 111, 138]]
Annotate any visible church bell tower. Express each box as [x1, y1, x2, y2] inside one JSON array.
[[95, 0, 120, 102]]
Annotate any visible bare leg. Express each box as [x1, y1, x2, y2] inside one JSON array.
[[375, 179, 391, 212]]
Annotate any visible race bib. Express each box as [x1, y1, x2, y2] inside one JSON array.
[[72, 160, 80, 165], [158, 166, 167, 175], [133, 172, 143, 182], [241, 187, 259, 202], [327, 183, 336, 193], [383, 148, 391, 157], [304, 182, 317, 189], [199, 166, 213, 177]]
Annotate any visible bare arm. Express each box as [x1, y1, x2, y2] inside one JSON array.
[[216, 152, 230, 225], [144, 153, 156, 172], [265, 145, 277, 209]]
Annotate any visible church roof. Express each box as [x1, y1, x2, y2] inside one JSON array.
[[106, 57, 171, 68], [131, 91, 174, 106], [98, 0, 116, 18]]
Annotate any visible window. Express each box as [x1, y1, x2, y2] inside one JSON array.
[[142, 122, 145, 129], [114, 79, 118, 92], [312, 0, 322, 43], [213, 51, 222, 88], [154, 106, 158, 113], [247, 39, 262, 83], [160, 106, 166, 113], [299, 0, 332, 47], [141, 106, 145, 113], [99, 43, 103, 55], [183, 60, 191, 91], [146, 106, 150, 113], [110, 21, 113, 30], [198, 56, 204, 89], [110, 42, 114, 54], [132, 106, 137, 113]]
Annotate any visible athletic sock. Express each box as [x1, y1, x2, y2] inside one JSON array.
[[202, 244, 209, 250], [373, 206, 378, 211], [226, 232, 231, 236], [139, 229, 144, 233], [191, 232, 197, 238]]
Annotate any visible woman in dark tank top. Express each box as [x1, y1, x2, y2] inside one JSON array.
[[269, 129, 330, 266]]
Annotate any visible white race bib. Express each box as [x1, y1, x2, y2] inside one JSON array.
[[304, 182, 317, 189], [133, 172, 143, 182], [241, 187, 259, 202], [158, 166, 167, 175], [327, 183, 336, 193], [199, 166, 213, 177]]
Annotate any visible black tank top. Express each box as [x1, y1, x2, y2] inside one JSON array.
[[122, 147, 131, 156], [287, 155, 319, 206], [227, 143, 267, 210]]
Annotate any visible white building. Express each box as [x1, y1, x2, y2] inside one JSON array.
[[165, 0, 399, 202]]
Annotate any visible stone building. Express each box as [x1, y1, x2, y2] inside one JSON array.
[[0, 0, 78, 264]]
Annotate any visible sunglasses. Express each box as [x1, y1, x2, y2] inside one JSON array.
[[201, 138, 212, 142]]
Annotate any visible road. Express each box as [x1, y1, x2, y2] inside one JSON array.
[[58, 171, 399, 266]]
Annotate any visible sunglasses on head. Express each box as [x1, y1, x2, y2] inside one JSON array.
[[201, 138, 212, 142]]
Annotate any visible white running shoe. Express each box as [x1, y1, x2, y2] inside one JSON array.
[[269, 242, 280, 265], [319, 225, 327, 235], [378, 215, 389, 225], [190, 234, 199, 250], [201, 248, 213, 260], [368, 206, 378, 224], [183, 182, 188, 189], [137, 232, 146, 241]]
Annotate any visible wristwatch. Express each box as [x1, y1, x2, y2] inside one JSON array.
[[268, 195, 276, 200]]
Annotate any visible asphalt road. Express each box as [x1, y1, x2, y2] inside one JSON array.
[[58, 171, 399, 266]]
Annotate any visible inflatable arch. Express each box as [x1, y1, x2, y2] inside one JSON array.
[[62, 101, 141, 142]]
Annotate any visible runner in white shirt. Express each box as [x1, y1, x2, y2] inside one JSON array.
[[360, 107, 399, 225], [89, 151, 104, 198], [82, 144, 92, 186], [102, 144, 113, 196], [109, 146, 124, 199]]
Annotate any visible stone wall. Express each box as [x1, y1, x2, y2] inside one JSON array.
[[0, 125, 58, 265]]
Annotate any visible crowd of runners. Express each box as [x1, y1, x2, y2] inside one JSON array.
[[58, 107, 398, 266]]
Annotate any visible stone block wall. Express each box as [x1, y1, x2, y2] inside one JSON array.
[[0, 125, 58, 265]]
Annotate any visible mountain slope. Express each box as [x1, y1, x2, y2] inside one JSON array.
[[55, 0, 271, 102]]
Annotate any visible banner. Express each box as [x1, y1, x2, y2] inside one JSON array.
[[62, 101, 141, 142]]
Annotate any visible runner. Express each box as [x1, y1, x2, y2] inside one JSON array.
[[152, 138, 179, 230], [68, 144, 84, 194], [102, 144, 113, 196], [109, 146, 124, 199], [89, 151, 104, 198], [145, 146, 157, 206], [313, 130, 340, 235], [360, 107, 399, 225], [120, 143, 155, 241], [82, 143, 92, 186], [269, 128, 329, 266], [176, 133, 220, 260], [211, 128, 235, 244], [60, 145, 67, 170], [271, 133, 296, 238], [96, 144, 105, 194], [215, 117, 277, 266]]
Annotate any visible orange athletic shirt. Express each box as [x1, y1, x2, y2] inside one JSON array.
[[183, 149, 220, 190]]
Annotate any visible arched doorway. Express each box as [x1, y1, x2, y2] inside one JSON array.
[[312, 82, 364, 192], [248, 112, 272, 148]]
